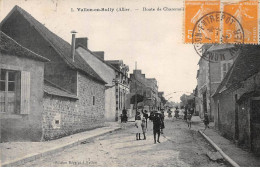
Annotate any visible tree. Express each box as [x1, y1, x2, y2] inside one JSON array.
[[160, 96, 167, 105], [130, 94, 144, 105]]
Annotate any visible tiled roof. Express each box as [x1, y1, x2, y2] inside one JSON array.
[[213, 45, 260, 96], [0, 31, 49, 62], [1, 6, 106, 84], [44, 80, 78, 99]]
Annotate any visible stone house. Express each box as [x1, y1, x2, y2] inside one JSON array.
[[0, 31, 49, 142], [0, 6, 106, 141], [212, 45, 260, 155], [196, 44, 239, 121], [75, 40, 130, 121]]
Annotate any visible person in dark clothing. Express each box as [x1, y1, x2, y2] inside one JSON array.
[[184, 108, 188, 121], [149, 111, 155, 121], [153, 112, 162, 144], [121, 108, 128, 123], [203, 113, 209, 132], [142, 109, 149, 128], [160, 110, 165, 134]]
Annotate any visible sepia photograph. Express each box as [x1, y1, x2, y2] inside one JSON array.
[[0, 0, 260, 167]]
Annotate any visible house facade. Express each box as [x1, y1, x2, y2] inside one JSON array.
[[0, 6, 106, 141], [196, 44, 239, 120], [0, 31, 49, 142], [76, 39, 130, 121], [212, 45, 260, 155], [106, 60, 130, 120]]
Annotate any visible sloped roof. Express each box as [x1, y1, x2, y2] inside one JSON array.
[[76, 44, 121, 73], [213, 45, 260, 96], [44, 79, 78, 99], [0, 31, 49, 62], [0, 5, 106, 84]]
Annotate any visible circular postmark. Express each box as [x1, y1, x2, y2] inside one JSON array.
[[192, 11, 244, 62]]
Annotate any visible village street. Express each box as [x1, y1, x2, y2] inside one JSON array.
[[21, 117, 228, 167]]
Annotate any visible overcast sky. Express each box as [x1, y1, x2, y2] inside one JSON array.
[[0, 0, 200, 102]]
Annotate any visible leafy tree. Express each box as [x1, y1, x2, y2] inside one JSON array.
[[130, 94, 144, 104]]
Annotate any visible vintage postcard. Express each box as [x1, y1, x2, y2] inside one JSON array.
[[1, 0, 260, 167]]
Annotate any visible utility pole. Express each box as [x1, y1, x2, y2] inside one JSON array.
[[135, 61, 138, 116]]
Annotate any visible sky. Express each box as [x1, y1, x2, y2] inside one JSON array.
[[0, 0, 200, 102]]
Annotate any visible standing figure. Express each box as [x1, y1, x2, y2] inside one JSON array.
[[122, 107, 128, 123], [141, 117, 147, 140], [153, 112, 162, 144], [184, 108, 188, 121], [174, 108, 179, 119], [135, 112, 142, 140], [142, 109, 149, 128], [187, 113, 192, 129], [160, 110, 165, 134], [203, 113, 209, 132]]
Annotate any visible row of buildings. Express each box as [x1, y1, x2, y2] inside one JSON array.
[[195, 44, 260, 155], [0, 6, 164, 142]]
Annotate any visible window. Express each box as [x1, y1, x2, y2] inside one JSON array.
[[0, 69, 31, 114], [0, 69, 19, 114], [93, 96, 95, 105], [221, 61, 233, 80]]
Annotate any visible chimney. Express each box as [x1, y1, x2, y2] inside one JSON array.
[[75, 37, 88, 49], [93, 51, 105, 60], [71, 30, 77, 62]]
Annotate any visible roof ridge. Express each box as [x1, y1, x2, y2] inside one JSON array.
[[2, 6, 106, 84]]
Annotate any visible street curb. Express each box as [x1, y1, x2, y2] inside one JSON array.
[[198, 130, 240, 167], [1, 127, 121, 167]]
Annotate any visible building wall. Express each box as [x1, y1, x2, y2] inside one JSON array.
[[42, 72, 105, 140], [0, 53, 44, 142], [1, 13, 78, 94], [76, 47, 117, 121], [105, 86, 116, 121], [213, 72, 260, 148]]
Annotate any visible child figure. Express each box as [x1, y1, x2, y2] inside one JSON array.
[[141, 117, 147, 140]]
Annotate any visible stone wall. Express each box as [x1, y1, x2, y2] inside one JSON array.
[[42, 72, 105, 140], [213, 72, 260, 147]]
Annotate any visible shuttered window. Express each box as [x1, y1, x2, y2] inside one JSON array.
[[0, 69, 30, 114]]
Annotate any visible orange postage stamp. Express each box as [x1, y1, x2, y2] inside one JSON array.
[[184, 0, 220, 43], [184, 0, 259, 44], [223, 0, 258, 44]]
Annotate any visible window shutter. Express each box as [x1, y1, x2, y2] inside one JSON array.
[[20, 71, 30, 114]]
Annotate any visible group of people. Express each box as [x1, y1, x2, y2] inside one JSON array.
[[174, 107, 210, 131], [133, 107, 210, 144], [134, 109, 165, 144]]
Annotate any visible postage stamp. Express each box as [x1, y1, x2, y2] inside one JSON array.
[[223, 0, 258, 44], [184, 0, 220, 43], [184, 0, 259, 44]]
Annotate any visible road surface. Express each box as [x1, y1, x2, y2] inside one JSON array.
[[21, 117, 228, 167]]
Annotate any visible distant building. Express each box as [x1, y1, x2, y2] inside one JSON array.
[[106, 60, 130, 120], [212, 45, 260, 155], [129, 69, 159, 111], [0, 6, 106, 141]]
